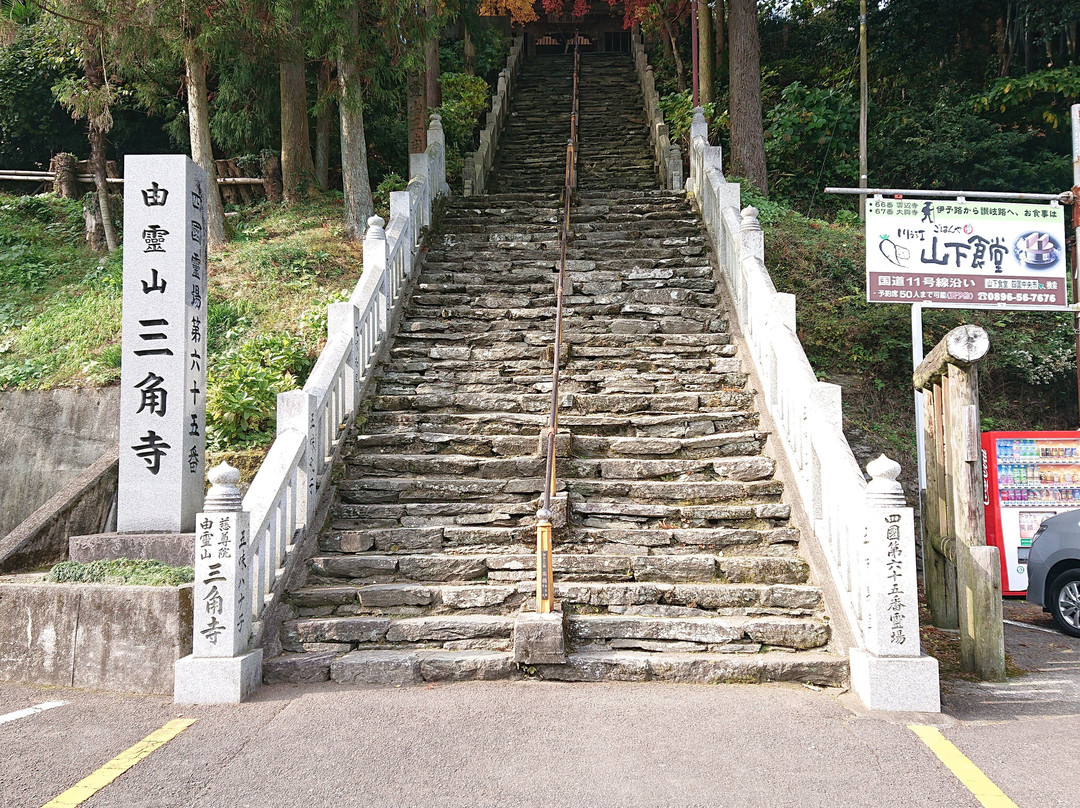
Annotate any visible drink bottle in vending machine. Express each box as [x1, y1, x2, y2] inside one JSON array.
[[981, 431, 1080, 596]]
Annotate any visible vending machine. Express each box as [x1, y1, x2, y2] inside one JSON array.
[[982, 431, 1080, 596]]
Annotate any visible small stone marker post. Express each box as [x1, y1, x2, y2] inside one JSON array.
[[118, 155, 208, 533], [174, 463, 262, 703], [849, 455, 941, 712]]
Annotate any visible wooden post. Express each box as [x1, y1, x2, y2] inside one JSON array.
[[51, 153, 80, 198], [914, 324, 1004, 680], [922, 382, 959, 628]]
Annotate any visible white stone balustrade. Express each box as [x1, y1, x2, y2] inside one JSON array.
[[630, 33, 684, 191], [464, 35, 524, 196], [176, 115, 448, 703], [686, 126, 940, 712]]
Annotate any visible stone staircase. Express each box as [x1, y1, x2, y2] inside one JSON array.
[[489, 58, 572, 193], [263, 54, 846, 689]]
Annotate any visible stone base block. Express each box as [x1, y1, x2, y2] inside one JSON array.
[[849, 649, 940, 713], [174, 649, 263, 704], [70, 532, 194, 567], [331, 650, 421, 685], [514, 612, 566, 665]]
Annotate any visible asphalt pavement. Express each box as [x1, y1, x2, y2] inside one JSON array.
[[1, 604, 1077, 808]]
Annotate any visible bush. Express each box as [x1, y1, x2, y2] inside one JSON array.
[[206, 332, 315, 449], [764, 81, 858, 214]]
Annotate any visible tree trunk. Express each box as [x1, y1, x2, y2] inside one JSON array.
[[464, 25, 476, 76], [83, 40, 117, 252], [699, 0, 714, 105], [51, 153, 79, 198], [315, 60, 333, 189], [184, 43, 227, 250], [728, 0, 767, 194], [661, 16, 686, 93], [339, 4, 374, 241], [280, 59, 315, 204], [408, 69, 428, 154], [714, 0, 726, 74], [426, 1, 441, 109]]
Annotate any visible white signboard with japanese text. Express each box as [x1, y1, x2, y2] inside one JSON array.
[[866, 197, 1067, 310], [118, 155, 208, 532]]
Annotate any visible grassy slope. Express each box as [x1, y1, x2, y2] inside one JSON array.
[[0, 192, 364, 452]]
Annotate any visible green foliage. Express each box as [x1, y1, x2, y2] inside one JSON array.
[[207, 298, 256, 355], [49, 558, 194, 586], [764, 82, 858, 213], [373, 172, 406, 221], [437, 73, 490, 152], [975, 67, 1080, 130], [439, 26, 510, 79], [436, 72, 491, 189], [206, 332, 315, 450], [871, 90, 1068, 194], [658, 90, 719, 146], [0, 31, 83, 168], [0, 192, 124, 388]]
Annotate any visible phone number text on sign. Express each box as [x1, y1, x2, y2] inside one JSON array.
[[865, 198, 1068, 310]]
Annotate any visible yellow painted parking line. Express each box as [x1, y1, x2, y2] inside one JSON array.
[[909, 724, 1019, 808], [40, 718, 196, 808]]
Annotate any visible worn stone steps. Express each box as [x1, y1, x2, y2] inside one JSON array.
[[374, 372, 747, 397], [265, 49, 847, 689], [343, 454, 774, 484], [358, 410, 761, 439], [280, 580, 822, 624], [370, 391, 757, 416], [347, 428, 766, 459], [264, 647, 846, 686]]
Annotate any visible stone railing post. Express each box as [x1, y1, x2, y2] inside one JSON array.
[[849, 455, 940, 712], [427, 112, 449, 197], [174, 462, 262, 703], [363, 215, 390, 336], [668, 145, 684, 191], [328, 302, 361, 416]]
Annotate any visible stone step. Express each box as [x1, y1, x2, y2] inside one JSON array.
[[280, 614, 516, 654], [279, 579, 822, 630], [359, 409, 761, 438], [571, 500, 791, 529], [265, 648, 518, 685], [342, 454, 773, 483], [389, 329, 733, 352], [296, 552, 809, 589], [329, 500, 539, 531], [559, 526, 798, 555], [336, 476, 550, 505], [566, 614, 828, 652], [370, 391, 757, 416], [347, 428, 766, 460], [263, 647, 847, 687], [375, 371, 747, 397], [531, 650, 847, 686]]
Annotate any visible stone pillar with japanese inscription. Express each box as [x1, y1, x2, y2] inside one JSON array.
[[118, 155, 208, 533], [174, 463, 262, 704], [849, 455, 941, 712]]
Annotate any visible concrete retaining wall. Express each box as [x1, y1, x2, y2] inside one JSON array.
[[0, 449, 118, 573], [0, 581, 193, 694], [0, 387, 120, 539]]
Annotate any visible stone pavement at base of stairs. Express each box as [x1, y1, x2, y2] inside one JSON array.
[[3, 664, 1078, 808]]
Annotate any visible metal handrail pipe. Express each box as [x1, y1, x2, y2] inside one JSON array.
[[536, 32, 580, 615], [826, 186, 1070, 203]]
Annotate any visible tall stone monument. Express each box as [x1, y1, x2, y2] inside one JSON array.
[[117, 156, 208, 533]]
